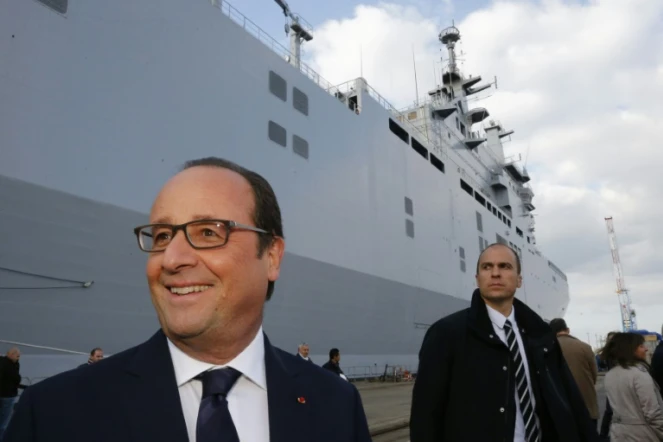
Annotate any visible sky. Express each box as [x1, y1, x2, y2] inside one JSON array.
[[240, 0, 663, 349]]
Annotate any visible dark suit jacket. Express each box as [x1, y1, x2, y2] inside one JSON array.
[[296, 353, 313, 364], [0, 356, 22, 398], [322, 360, 344, 377], [4, 330, 371, 442]]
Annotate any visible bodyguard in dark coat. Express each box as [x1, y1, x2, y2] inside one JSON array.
[[410, 243, 599, 442]]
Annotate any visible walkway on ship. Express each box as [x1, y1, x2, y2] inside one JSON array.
[[358, 375, 608, 442]]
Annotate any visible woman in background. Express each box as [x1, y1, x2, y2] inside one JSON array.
[[601, 332, 663, 441]]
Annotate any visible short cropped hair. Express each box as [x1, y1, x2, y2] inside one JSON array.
[[182, 157, 284, 300]]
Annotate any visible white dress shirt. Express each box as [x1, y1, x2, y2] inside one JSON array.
[[167, 327, 270, 442], [486, 305, 539, 442]]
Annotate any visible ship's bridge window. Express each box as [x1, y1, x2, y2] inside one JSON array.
[[430, 153, 445, 173], [269, 71, 287, 102], [268, 121, 287, 147], [349, 96, 359, 113], [474, 192, 486, 207], [37, 0, 68, 14], [389, 119, 409, 144], [411, 137, 428, 160], [460, 179, 473, 196], [476, 212, 483, 232], [292, 134, 309, 159], [405, 197, 414, 216], [516, 227, 523, 237], [293, 87, 309, 115], [406, 219, 415, 238]]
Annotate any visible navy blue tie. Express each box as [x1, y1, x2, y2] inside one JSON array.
[[196, 367, 242, 442]]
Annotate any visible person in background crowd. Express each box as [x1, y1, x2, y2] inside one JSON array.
[[600, 332, 663, 441], [550, 318, 599, 428], [78, 348, 104, 368], [296, 343, 313, 363], [599, 331, 618, 442], [649, 325, 663, 391], [323, 348, 347, 380], [0, 348, 23, 440]]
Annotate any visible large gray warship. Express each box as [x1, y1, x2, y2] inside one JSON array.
[[0, 0, 569, 382]]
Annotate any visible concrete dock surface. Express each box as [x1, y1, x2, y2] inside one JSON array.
[[355, 381, 413, 435], [357, 375, 608, 442]]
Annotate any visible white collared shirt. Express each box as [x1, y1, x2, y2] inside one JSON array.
[[486, 305, 539, 442], [167, 327, 270, 442]]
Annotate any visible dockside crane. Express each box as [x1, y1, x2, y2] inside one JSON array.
[[605, 217, 637, 332]]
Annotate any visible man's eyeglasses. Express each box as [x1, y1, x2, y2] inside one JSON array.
[[133, 219, 270, 252]]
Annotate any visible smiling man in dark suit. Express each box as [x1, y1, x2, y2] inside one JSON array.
[[5, 157, 371, 442]]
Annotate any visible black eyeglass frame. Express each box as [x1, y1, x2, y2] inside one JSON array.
[[133, 219, 271, 252]]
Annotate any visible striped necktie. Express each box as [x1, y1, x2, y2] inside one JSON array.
[[504, 319, 540, 442]]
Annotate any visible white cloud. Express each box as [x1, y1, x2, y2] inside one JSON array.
[[304, 3, 442, 109], [305, 0, 663, 346]]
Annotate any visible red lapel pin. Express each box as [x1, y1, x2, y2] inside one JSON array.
[[297, 396, 306, 404]]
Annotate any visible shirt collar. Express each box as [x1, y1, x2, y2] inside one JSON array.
[[167, 326, 266, 391], [486, 303, 517, 330]]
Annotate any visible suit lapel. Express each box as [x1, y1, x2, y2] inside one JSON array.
[[264, 333, 312, 442], [122, 330, 189, 442]]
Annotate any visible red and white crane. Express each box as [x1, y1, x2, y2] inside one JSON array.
[[605, 216, 637, 332]]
